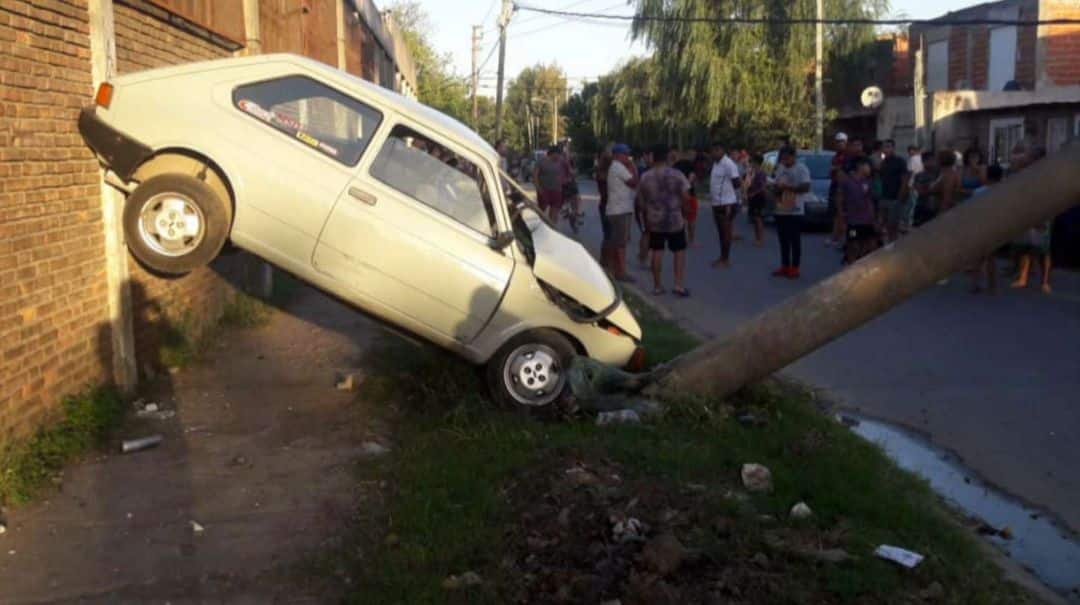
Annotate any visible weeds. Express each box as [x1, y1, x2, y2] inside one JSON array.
[[0, 387, 124, 506]]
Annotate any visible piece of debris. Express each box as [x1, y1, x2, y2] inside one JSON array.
[[0, 522, 6, 535], [168, 366, 181, 375], [442, 571, 483, 590], [641, 532, 686, 576], [874, 544, 924, 568], [737, 413, 768, 427], [611, 515, 649, 543], [336, 372, 364, 391], [190, 520, 205, 534], [384, 533, 400, 547], [999, 526, 1013, 540], [976, 522, 1014, 540], [361, 441, 390, 456], [740, 463, 773, 493], [919, 581, 945, 600], [564, 466, 599, 487], [121, 435, 163, 454], [790, 501, 813, 519], [836, 414, 860, 427], [135, 408, 176, 420], [751, 552, 770, 568], [596, 409, 641, 426], [226, 455, 248, 467]]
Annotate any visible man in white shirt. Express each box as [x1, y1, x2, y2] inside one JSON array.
[[709, 142, 741, 268], [606, 143, 638, 282]]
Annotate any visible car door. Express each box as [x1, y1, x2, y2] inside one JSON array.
[[224, 75, 383, 269], [313, 121, 514, 343]]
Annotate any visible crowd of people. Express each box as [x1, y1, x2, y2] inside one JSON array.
[[587, 133, 1057, 296]]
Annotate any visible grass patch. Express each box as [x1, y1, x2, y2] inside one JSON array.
[[221, 291, 272, 329], [0, 387, 124, 506], [327, 296, 1035, 604]]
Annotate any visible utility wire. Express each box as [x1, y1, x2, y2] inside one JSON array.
[[475, 39, 500, 75], [510, 2, 631, 38], [513, 3, 1080, 26], [509, 0, 612, 28]]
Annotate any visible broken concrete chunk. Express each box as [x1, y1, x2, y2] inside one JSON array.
[[190, 520, 205, 534], [596, 410, 641, 426], [361, 441, 390, 456], [874, 544, 923, 568], [740, 463, 773, 493], [442, 571, 483, 590], [790, 502, 813, 519]]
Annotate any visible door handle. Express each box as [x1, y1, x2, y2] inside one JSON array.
[[348, 187, 377, 206]]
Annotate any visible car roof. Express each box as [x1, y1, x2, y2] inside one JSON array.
[[114, 53, 497, 163]]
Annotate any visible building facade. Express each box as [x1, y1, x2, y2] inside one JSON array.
[[0, 0, 415, 438], [910, 0, 1080, 162]]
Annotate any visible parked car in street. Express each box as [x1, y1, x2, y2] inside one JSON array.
[[78, 54, 642, 412], [762, 150, 835, 228]]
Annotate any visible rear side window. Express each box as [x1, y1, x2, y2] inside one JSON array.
[[370, 125, 496, 235], [233, 76, 382, 166]]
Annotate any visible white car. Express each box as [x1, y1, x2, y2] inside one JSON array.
[[78, 54, 643, 411]]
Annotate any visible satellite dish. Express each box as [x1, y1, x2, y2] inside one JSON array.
[[861, 85, 884, 109]]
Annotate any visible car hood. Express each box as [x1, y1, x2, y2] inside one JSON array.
[[526, 218, 641, 340]]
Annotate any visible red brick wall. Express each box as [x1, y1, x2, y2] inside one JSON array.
[[1043, 0, 1080, 85], [971, 26, 989, 90], [1016, 1, 1039, 88], [0, 0, 111, 437], [112, 3, 254, 372], [0, 1, 255, 439], [948, 26, 969, 89]]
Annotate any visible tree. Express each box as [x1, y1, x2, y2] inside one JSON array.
[[585, 0, 888, 150], [504, 64, 568, 152], [387, 2, 471, 124]]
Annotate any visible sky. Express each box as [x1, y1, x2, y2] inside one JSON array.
[[414, 0, 985, 96]]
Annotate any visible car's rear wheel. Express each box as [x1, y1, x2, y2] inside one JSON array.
[[487, 329, 576, 413], [123, 174, 230, 275]]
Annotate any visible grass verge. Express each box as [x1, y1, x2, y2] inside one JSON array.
[[158, 290, 273, 368], [0, 387, 124, 506], [326, 295, 1037, 604]]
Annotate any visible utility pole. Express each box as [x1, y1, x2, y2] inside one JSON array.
[[551, 93, 558, 145], [494, 0, 510, 141], [471, 25, 482, 128], [815, 0, 824, 151]]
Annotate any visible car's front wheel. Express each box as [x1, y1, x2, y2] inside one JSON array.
[[487, 329, 576, 413], [123, 174, 231, 275]]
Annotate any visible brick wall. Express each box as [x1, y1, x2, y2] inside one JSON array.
[[948, 26, 969, 89], [112, 2, 254, 372], [0, 0, 111, 437], [1017, 1, 1040, 88], [971, 26, 989, 90], [1042, 0, 1080, 85]]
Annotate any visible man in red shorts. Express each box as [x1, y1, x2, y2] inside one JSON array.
[[533, 145, 564, 222]]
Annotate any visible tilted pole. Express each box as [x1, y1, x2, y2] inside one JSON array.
[[646, 142, 1080, 400], [815, 0, 824, 151], [494, 0, 510, 141]]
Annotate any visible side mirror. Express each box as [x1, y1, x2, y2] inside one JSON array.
[[489, 231, 515, 251]]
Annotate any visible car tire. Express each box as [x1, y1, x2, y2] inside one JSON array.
[[123, 174, 231, 275], [486, 329, 576, 414]]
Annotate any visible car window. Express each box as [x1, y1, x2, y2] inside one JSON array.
[[233, 76, 382, 166], [799, 154, 833, 180], [370, 125, 496, 235]]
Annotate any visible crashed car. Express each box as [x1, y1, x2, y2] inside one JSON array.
[[78, 54, 643, 411]]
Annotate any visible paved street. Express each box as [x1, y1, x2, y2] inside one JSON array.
[[566, 179, 1080, 533]]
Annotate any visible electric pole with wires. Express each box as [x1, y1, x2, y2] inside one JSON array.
[[471, 25, 482, 128], [494, 0, 511, 141], [815, 0, 824, 151]]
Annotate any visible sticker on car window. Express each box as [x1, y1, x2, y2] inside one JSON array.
[[318, 142, 339, 157], [272, 112, 301, 131], [238, 99, 274, 122], [296, 131, 320, 148]]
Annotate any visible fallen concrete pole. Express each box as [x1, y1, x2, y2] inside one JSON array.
[[644, 140, 1080, 400]]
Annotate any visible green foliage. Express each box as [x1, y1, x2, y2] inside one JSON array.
[[585, 0, 889, 150], [221, 292, 271, 329], [158, 311, 197, 369], [388, 2, 472, 126], [0, 387, 125, 505], [504, 63, 568, 152]]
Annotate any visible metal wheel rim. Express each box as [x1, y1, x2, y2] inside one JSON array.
[[502, 343, 565, 407], [137, 192, 206, 258]]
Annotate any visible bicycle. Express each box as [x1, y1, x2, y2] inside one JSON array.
[[560, 202, 581, 235]]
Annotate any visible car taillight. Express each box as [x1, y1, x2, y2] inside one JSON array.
[[95, 83, 114, 108], [626, 347, 647, 372]]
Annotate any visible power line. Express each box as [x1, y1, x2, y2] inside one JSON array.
[[476, 40, 500, 75], [509, 2, 630, 38], [508, 0, 610, 28], [512, 3, 1080, 26], [481, 0, 498, 24]]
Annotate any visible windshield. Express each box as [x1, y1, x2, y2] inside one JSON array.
[[799, 154, 833, 180], [499, 169, 545, 265]]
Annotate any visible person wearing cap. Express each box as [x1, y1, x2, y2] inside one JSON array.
[[826, 132, 849, 248], [533, 145, 565, 222], [606, 143, 638, 282]]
